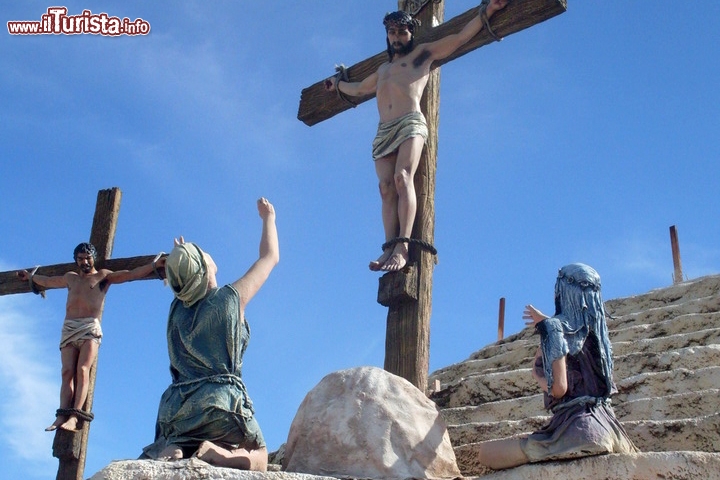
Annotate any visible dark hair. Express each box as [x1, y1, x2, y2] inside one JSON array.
[[73, 242, 97, 262], [383, 11, 421, 33]]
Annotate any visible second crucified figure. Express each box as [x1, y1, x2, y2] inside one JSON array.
[[326, 0, 508, 272]]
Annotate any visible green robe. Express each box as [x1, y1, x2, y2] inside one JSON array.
[[142, 285, 264, 457]]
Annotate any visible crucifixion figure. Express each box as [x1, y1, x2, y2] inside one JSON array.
[[298, 0, 566, 392], [0, 187, 165, 480]]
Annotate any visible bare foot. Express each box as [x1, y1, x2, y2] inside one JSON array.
[[195, 441, 225, 463], [380, 243, 408, 272], [369, 248, 392, 271], [45, 416, 66, 432], [194, 441, 266, 471], [59, 415, 80, 432], [158, 444, 183, 461]]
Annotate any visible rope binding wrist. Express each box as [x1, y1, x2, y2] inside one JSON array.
[[152, 252, 165, 280], [478, 0, 502, 42], [333, 64, 358, 107], [28, 266, 46, 298]]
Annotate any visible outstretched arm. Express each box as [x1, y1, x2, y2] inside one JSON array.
[[325, 71, 378, 97], [102, 255, 166, 287], [525, 305, 568, 398], [425, 0, 508, 62], [17, 269, 68, 289], [233, 198, 280, 311]]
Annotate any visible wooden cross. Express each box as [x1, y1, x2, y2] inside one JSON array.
[[0, 187, 163, 480], [298, 0, 566, 393]]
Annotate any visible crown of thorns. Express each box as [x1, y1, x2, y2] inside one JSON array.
[[383, 11, 421, 32], [557, 269, 601, 292]]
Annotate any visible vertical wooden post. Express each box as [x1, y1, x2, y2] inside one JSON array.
[[382, 1, 443, 394], [497, 297, 505, 341], [53, 188, 121, 480], [670, 225, 683, 285]]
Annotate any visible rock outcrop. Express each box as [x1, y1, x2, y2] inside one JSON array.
[[283, 366, 460, 480]]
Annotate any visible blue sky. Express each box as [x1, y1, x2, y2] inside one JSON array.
[[1, 1, 719, 478]]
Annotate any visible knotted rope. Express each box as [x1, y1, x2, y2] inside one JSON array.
[[479, 0, 502, 42], [28, 266, 46, 298], [332, 64, 358, 107], [56, 408, 95, 422], [382, 237, 438, 256]]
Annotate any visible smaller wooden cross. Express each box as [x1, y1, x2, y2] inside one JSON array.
[[0, 187, 164, 480]]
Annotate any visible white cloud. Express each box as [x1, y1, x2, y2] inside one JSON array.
[[0, 295, 58, 476]]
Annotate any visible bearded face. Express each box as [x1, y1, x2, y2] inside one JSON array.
[[385, 23, 414, 59], [390, 36, 414, 56], [75, 253, 95, 274]]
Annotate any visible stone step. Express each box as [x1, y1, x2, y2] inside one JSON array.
[[625, 412, 720, 453], [610, 311, 720, 343], [431, 367, 537, 408], [432, 360, 720, 409], [439, 384, 719, 427], [432, 337, 720, 398], [615, 366, 720, 404], [448, 416, 549, 446], [442, 383, 720, 428], [448, 413, 720, 456], [610, 327, 720, 358], [608, 297, 720, 335], [433, 277, 720, 378], [453, 449, 720, 479], [605, 275, 720, 318], [429, 340, 536, 385], [430, 318, 719, 388], [614, 344, 720, 380], [439, 394, 545, 425], [462, 330, 534, 362], [615, 389, 720, 422]]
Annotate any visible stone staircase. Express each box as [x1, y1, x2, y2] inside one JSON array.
[[428, 274, 720, 479]]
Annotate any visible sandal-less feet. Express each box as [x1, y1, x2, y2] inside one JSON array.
[[380, 252, 408, 272], [369, 248, 393, 271]]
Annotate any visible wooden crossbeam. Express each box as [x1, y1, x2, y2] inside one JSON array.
[[0, 255, 164, 296], [297, 0, 567, 126]]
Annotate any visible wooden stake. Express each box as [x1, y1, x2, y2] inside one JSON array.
[[670, 225, 684, 284], [381, 0, 442, 394], [497, 297, 506, 341]]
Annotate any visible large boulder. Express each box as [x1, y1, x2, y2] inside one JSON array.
[[283, 366, 461, 480]]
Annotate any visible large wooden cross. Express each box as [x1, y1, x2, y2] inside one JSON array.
[[298, 0, 566, 392], [0, 187, 163, 480]]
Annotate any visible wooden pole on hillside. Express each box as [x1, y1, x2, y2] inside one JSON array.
[[497, 297, 505, 341], [670, 225, 684, 284], [380, 0, 443, 394]]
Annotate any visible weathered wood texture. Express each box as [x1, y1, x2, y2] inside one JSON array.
[[383, 0, 442, 394], [670, 225, 684, 284], [297, 0, 567, 126], [378, 263, 419, 306]]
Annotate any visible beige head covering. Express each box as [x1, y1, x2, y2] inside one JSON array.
[[165, 242, 209, 307]]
